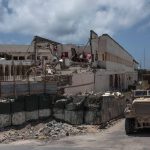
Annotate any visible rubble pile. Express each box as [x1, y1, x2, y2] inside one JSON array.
[[0, 91, 126, 144], [38, 120, 85, 139], [0, 119, 86, 144], [42, 74, 72, 86]]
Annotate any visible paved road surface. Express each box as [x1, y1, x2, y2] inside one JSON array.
[[1, 119, 150, 150]]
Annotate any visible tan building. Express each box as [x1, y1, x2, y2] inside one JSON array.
[[0, 32, 138, 92], [0, 44, 54, 80], [91, 33, 138, 91]]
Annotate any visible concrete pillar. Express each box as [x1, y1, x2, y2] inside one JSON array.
[[19, 65, 23, 80], [9, 65, 11, 80], [113, 74, 115, 90], [124, 73, 127, 90], [0, 65, 3, 81], [25, 55, 28, 60], [2, 65, 5, 81]]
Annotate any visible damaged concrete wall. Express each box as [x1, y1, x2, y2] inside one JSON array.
[[0, 93, 126, 128], [101, 96, 125, 124], [53, 94, 126, 125], [25, 95, 39, 121], [38, 94, 52, 118], [0, 94, 54, 128], [84, 95, 102, 124], [0, 81, 57, 98], [11, 97, 26, 125], [0, 100, 11, 128]]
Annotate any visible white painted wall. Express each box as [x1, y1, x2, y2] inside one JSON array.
[[95, 72, 110, 92], [64, 71, 94, 95]]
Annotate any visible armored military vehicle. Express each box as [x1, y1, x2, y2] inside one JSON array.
[[124, 90, 150, 134]]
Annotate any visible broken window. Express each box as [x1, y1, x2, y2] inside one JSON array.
[[13, 56, 18, 60], [19, 56, 25, 60], [16, 66, 20, 75], [37, 56, 41, 60]]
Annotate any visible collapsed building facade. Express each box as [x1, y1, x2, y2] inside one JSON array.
[[0, 31, 138, 94]]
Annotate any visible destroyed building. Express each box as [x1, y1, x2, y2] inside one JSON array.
[[0, 31, 138, 94]]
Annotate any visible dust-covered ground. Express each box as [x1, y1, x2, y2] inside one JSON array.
[[0, 118, 121, 144]]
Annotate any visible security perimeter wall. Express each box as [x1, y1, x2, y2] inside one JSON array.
[[0, 94, 126, 128], [53, 94, 126, 125], [0, 81, 57, 98], [0, 94, 56, 128]]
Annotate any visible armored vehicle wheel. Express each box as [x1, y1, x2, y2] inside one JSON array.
[[125, 118, 135, 134]]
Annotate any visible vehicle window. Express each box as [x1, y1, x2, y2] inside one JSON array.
[[134, 90, 147, 97], [148, 90, 150, 96]]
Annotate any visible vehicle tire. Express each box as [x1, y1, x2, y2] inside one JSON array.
[[125, 118, 135, 135]]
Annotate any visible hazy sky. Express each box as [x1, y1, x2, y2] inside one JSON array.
[[0, 0, 150, 68]]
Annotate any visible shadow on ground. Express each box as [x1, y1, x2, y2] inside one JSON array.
[[128, 129, 150, 137]]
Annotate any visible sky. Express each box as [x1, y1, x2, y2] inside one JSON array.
[[0, 0, 150, 68]]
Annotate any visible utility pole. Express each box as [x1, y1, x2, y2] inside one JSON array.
[[144, 48, 146, 69]]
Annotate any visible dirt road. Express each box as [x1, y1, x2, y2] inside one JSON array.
[[1, 119, 150, 150]]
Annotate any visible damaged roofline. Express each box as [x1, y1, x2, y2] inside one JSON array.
[[32, 36, 61, 45], [101, 33, 139, 64]]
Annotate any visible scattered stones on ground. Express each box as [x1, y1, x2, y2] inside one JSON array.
[[0, 119, 100, 144], [0, 118, 122, 144]]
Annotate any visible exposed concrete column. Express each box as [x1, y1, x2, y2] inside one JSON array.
[[25, 55, 28, 60], [122, 74, 125, 90], [14, 65, 16, 80], [120, 74, 123, 91], [124, 73, 127, 90], [113, 74, 115, 90], [0, 65, 3, 81], [9, 65, 11, 80], [19, 64, 23, 80], [2, 65, 5, 81]]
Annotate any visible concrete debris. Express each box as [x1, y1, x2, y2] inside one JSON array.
[[102, 91, 124, 98], [0, 119, 87, 144], [42, 74, 72, 86], [38, 120, 85, 139]]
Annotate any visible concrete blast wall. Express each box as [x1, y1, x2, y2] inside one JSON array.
[[53, 95, 126, 125], [0, 94, 55, 128], [0, 81, 57, 98], [0, 94, 126, 128]]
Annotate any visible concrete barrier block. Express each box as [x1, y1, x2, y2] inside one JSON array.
[[84, 110, 101, 125], [53, 108, 65, 120], [84, 111, 95, 124], [65, 110, 83, 125], [0, 114, 11, 128], [39, 109, 51, 118], [25, 110, 39, 121], [12, 112, 25, 125]]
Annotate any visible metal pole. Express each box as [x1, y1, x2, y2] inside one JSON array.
[[144, 48, 146, 69]]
